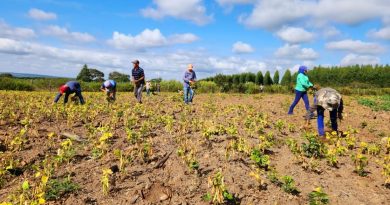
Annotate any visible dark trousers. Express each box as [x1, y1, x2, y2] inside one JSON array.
[[288, 90, 309, 114]]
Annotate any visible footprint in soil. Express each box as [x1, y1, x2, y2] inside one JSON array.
[[0, 142, 6, 152], [7, 167, 24, 176], [143, 183, 172, 203]]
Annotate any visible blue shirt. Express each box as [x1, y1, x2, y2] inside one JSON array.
[[65, 81, 81, 92], [183, 70, 197, 88], [132, 67, 145, 85], [101, 80, 117, 90], [54, 81, 84, 104]]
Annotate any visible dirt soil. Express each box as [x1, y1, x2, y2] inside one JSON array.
[[0, 92, 389, 205]]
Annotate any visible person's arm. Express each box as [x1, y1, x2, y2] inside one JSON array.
[[183, 72, 189, 83], [137, 76, 144, 82], [64, 92, 70, 104], [54, 93, 62, 103], [192, 72, 197, 82], [338, 98, 344, 120], [299, 75, 313, 89], [100, 84, 106, 92], [135, 70, 145, 83]]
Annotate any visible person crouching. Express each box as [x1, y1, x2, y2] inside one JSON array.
[[54, 81, 85, 105], [306, 88, 343, 137], [101, 80, 117, 102]]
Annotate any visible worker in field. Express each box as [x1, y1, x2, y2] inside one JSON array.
[[131, 59, 145, 104], [101, 79, 117, 102], [305, 87, 344, 137], [288, 65, 314, 115], [54, 81, 85, 104], [145, 80, 151, 96], [183, 64, 197, 104]]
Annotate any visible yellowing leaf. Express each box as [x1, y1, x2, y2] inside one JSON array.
[[41, 175, 49, 184], [22, 180, 29, 190]]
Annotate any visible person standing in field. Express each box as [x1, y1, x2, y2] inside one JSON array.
[[101, 79, 117, 102], [54, 81, 85, 104], [156, 83, 161, 93], [260, 84, 264, 93], [288, 65, 314, 115], [305, 88, 343, 137], [183, 64, 197, 104], [131, 60, 145, 104], [145, 81, 151, 96]]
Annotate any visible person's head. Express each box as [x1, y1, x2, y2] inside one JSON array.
[[59, 85, 68, 94], [187, 64, 193, 71], [326, 94, 340, 111], [132, 60, 140, 69], [298, 65, 308, 74], [104, 80, 111, 88]]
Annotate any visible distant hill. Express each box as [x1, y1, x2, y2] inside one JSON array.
[[0, 72, 68, 79]]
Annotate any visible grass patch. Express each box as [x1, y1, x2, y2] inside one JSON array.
[[45, 177, 79, 200], [357, 95, 390, 111]]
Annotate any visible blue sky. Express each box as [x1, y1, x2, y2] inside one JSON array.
[[0, 0, 389, 80]]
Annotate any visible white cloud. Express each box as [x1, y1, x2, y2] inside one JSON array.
[[170, 33, 199, 44], [107, 29, 199, 50], [323, 26, 341, 38], [276, 27, 314, 44], [232, 41, 254, 54], [0, 37, 124, 67], [207, 56, 266, 73], [313, 0, 390, 25], [275, 44, 319, 60], [240, 0, 390, 29], [42, 25, 95, 43], [239, 0, 313, 29], [28, 8, 57, 20], [368, 27, 390, 40], [141, 0, 212, 25], [0, 38, 33, 55], [216, 0, 256, 6], [0, 37, 270, 79], [0, 20, 35, 39], [340, 54, 380, 66], [326, 39, 385, 54]]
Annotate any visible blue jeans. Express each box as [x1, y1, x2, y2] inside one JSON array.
[[134, 84, 143, 103], [146, 88, 150, 96], [183, 87, 194, 104], [288, 90, 310, 114], [317, 107, 338, 136]]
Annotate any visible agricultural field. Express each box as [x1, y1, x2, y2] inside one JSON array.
[[0, 91, 389, 205]]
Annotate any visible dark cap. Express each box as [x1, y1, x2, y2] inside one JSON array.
[[132, 59, 140, 64]]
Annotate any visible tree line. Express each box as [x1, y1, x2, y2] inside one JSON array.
[[201, 64, 390, 92], [307, 64, 390, 88], [76, 64, 130, 82]]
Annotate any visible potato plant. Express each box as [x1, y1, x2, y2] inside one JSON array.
[[0, 91, 389, 204]]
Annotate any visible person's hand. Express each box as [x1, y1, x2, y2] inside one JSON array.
[[338, 112, 343, 120]]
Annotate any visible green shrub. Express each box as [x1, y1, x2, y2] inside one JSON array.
[[197, 81, 218, 93]]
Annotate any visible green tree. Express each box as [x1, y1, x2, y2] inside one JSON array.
[[232, 75, 240, 85], [255, 71, 263, 85], [0, 73, 13, 78], [109, 71, 130, 82], [245, 72, 256, 83], [264, 71, 273, 85], [89, 68, 104, 82], [273, 70, 280, 84], [76, 64, 92, 82], [239, 73, 246, 84], [281, 69, 292, 86]]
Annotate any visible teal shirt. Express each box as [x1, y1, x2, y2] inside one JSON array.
[[295, 73, 313, 92]]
